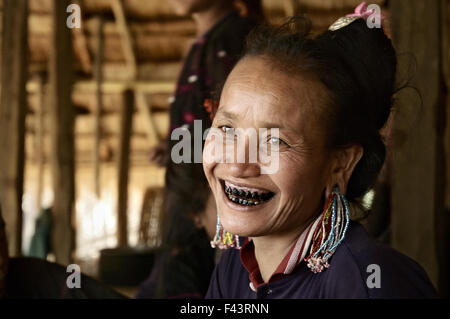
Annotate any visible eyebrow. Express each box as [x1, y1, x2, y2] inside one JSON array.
[[214, 109, 238, 121], [258, 121, 284, 130]]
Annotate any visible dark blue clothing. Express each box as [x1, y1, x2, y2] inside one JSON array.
[[206, 221, 438, 299], [136, 229, 215, 299]]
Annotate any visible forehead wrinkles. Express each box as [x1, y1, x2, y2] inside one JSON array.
[[223, 79, 279, 114], [221, 87, 280, 129], [220, 60, 318, 130], [225, 60, 299, 101], [221, 68, 298, 124]]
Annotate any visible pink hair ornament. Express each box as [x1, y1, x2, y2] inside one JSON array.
[[329, 2, 385, 31]]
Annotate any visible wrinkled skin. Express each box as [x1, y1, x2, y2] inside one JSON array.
[[202, 56, 362, 280]]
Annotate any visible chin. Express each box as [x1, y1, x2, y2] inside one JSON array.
[[219, 215, 254, 237]]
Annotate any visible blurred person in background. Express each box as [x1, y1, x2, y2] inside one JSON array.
[[136, 135, 217, 298], [148, 0, 263, 165], [140, 0, 263, 299]]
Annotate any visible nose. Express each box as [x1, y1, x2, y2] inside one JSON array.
[[227, 161, 261, 178], [225, 135, 261, 178]]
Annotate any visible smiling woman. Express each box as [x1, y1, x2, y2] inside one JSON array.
[[202, 5, 438, 299]]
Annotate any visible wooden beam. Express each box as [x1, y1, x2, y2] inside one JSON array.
[[28, 61, 182, 82], [443, 0, 450, 211], [111, 0, 137, 80], [438, 0, 450, 298], [117, 89, 134, 247], [135, 91, 159, 147], [282, 0, 298, 16], [48, 0, 75, 265], [0, 0, 28, 257], [110, 0, 163, 150], [28, 112, 169, 137], [26, 80, 175, 95], [389, 0, 443, 289], [35, 73, 46, 211], [72, 0, 93, 74], [94, 16, 104, 198], [83, 18, 196, 36]]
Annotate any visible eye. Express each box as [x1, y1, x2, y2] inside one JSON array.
[[220, 125, 235, 135], [268, 136, 287, 147]]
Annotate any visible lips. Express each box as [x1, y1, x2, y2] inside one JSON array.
[[221, 180, 275, 206]]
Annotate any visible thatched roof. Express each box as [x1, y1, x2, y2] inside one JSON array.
[[1, 0, 387, 164]]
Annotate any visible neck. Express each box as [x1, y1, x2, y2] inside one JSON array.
[[252, 225, 307, 283], [192, 3, 233, 37], [251, 204, 323, 283]]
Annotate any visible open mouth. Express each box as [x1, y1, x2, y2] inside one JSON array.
[[220, 179, 275, 207]]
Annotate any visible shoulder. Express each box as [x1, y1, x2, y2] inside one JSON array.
[[209, 246, 242, 282], [323, 221, 437, 298], [206, 247, 251, 299]]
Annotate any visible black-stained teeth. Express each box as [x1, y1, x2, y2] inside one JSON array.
[[223, 181, 275, 206]]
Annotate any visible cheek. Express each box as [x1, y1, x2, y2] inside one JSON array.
[[202, 140, 214, 173], [275, 152, 328, 198], [204, 209, 218, 239], [202, 139, 218, 190]]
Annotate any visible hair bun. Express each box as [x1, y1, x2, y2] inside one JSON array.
[[243, 16, 397, 200], [318, 19, 396, 131]]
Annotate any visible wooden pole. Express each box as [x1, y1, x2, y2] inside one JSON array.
[[438, 0, 450, 298], [136, 91, 159, 147], [111, 0, 160, 151], [111, 0, 137, 80], [48, 0, 75, 265], [72, 0, 93, 75], [111, 0, 139, 247], [35, 74, 46, 211], [117, 90, 134, 247], [0, 0, 28, 257], [389, 0, 443, 290], [94, 16, 104, 198]]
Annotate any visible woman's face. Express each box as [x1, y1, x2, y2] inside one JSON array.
[[203, 56, 335, 238]]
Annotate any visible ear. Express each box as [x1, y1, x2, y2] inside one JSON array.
[[325, 145, 363, 197]]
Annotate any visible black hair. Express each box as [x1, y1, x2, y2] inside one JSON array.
[[242, 16, 397, 200]]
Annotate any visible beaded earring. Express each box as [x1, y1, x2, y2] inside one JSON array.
[[210, 215, 241, 249], [305, 185, 350, 273]]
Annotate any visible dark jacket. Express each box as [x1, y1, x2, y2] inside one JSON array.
[[206, 221, 438, 299], [136, 229, 215, 299]]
